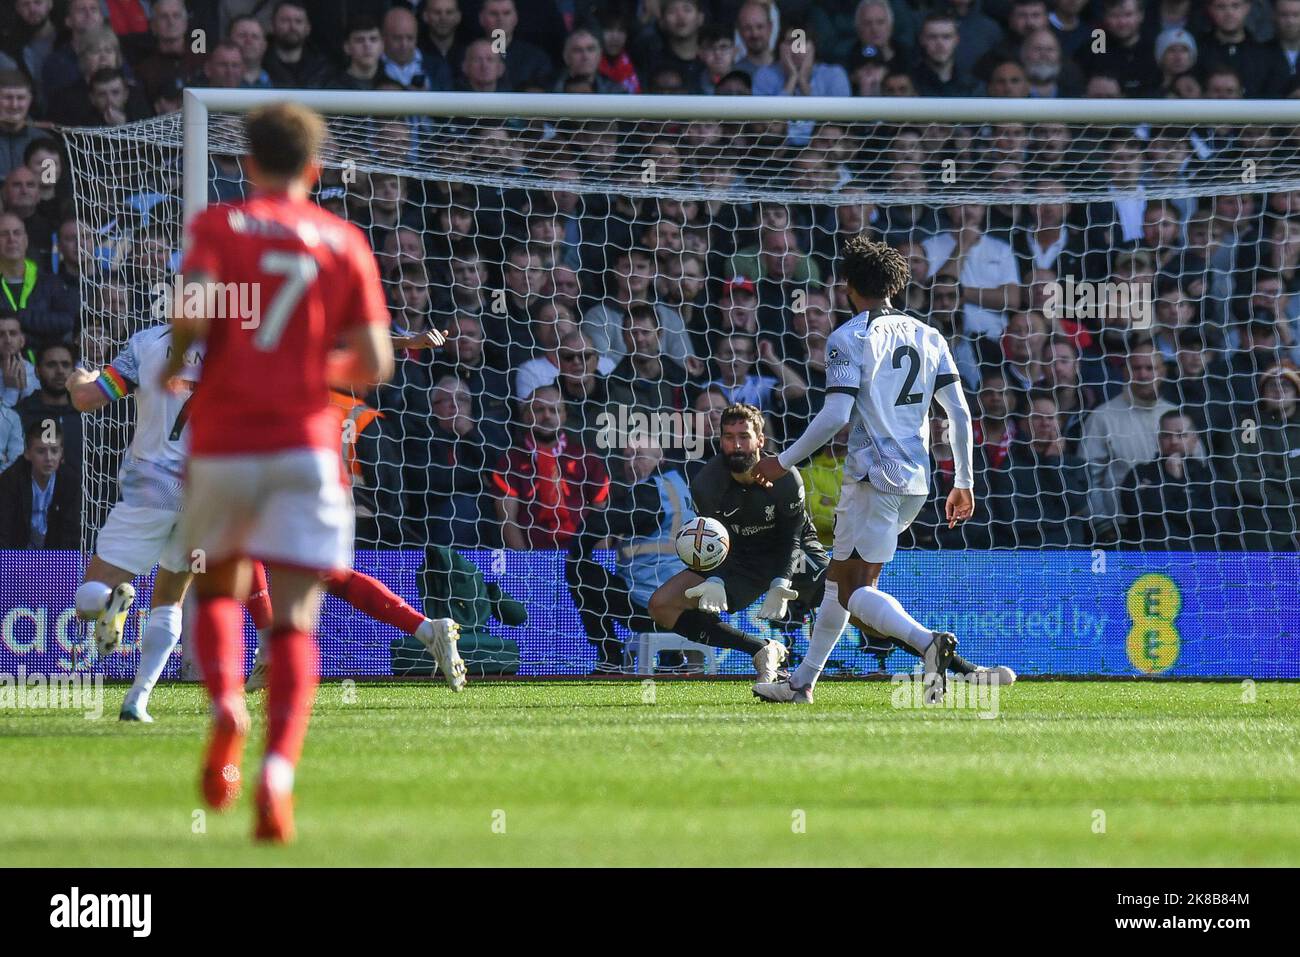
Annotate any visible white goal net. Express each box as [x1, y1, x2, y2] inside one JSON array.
[[63, 93, 1300, 679]]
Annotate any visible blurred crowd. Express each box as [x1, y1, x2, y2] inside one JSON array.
[[2, 0, 1300, 554]]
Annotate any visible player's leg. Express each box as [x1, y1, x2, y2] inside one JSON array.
[[78, 503, 179, 656], [120, 566, 193, 722], [648, 569, 784, 679], [77, 554, 139, 658], [325, 567, 465, 691], [244, 561, 274, 691], [256, 564, 325, 845]]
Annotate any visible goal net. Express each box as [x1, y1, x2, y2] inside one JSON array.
[[63, 93, 1300, 679]]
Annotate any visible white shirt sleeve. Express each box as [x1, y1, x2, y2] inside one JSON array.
[[932, 339, 974, 490], [777, 392, 854, 470]]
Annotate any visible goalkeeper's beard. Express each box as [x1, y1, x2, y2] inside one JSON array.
[[726, 449, 760, 474]]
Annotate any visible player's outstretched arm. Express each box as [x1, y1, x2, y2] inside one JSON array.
[[752, 391, 855, 486], [328, 322, 395, 390], [67, 368, 113, 412]]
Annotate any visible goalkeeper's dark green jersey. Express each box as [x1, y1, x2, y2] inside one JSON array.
[[690, 454, 825, 583]]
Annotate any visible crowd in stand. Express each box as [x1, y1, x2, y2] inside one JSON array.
[[2, 0, 1300, 555]]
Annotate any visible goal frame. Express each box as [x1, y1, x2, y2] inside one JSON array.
[[180, 88, 1300, 225]]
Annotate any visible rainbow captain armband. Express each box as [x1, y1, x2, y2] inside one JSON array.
[[96, 366, 133, 401]]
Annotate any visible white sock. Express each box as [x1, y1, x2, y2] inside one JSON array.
[[846, 586, 933, 654], [123, 604, 183, 710], [75, 581, 112, 619], [793, 581, 848, 689], [262, 752, 295, 795]]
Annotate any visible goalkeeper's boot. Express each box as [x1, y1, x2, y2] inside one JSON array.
[[923, 632, 958, 706], [417, 618, 467, 692], [752, 677, 813, 704], [245, 631, 270, 692], [752, 639, 788, 684], [95, 583, 136, 658], [971, 664, 1017, 686], [201, 695, 250, 811]]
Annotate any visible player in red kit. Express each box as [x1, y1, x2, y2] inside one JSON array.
[[161, 103, 394, 844]]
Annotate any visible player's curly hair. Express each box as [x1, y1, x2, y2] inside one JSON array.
[[841, 233, 910, 300], [720, 403, 765, 435]]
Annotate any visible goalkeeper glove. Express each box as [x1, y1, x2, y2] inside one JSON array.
[[757, 578, 798, 620], [684, 577, 728, 614]]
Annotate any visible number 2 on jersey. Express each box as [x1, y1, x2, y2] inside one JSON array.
[[254, 251, 318, 350], [892, 345, 923, 406]]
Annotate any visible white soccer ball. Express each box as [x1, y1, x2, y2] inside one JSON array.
[[675, 516, 731, 573]]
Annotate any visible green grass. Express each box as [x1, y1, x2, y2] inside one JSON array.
[[2, 680, 1298, 866]]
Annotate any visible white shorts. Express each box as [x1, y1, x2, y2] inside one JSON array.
[[178, 448, 353, 572], [96, 503, 190, 576], [832, 479, 927, 564]]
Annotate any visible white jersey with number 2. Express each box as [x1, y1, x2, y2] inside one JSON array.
[[824, 307, 964, 496]]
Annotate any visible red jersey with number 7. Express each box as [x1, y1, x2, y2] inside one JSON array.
[[180, 193, 389, 456]]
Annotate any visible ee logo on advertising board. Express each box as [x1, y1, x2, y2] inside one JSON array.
[[1125, 573, 1182, 674]]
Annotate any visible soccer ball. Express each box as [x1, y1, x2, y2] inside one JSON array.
[[675, 516, 730, 573]]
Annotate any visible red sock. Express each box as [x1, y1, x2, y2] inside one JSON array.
[[195, 596, 244, 704], [324, 568, 425, 635], [265, 626, 319, 768], [246, 561, 273, 632]]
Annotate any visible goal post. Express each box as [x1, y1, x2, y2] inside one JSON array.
[[65, 91, 1300, 679]]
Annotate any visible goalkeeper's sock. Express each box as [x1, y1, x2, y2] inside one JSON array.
[[846, 586, 933, 654], [123, 603, 182, 710], [674, 610, 767, 655], [264, 626, 319, 768], [793, 581, 849, 689], [324, 568, 425, 635], [246, 561, 273, 632], [195, 595, 244, 703]]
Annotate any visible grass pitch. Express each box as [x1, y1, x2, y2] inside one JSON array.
[[3, 680, 1298, 867]]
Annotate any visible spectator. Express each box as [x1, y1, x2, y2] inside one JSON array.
[[951, 0, 1005, 74], [128, 0, 207, 101], [427, 311, 511, 428], [999, 309, 1050, 391], [753, 23, 851, 145], [328, 17, 383, 90], [0, 314, 35, 407], [3, 165, 53, 265], [84, 67, 150, 125], [1199, 0, 1291, 98], [419, 0, 464, 82], [1233, 363, 1300, 549], [15, 340, 82, 472], [0, 397, 20, 469], [1118, 409, 1239, 549], [1270, 0, 1300, 84], [924, 205, 1022, 337], [263, 1, 333, 88], [989, 392, 1091, 546], [5, 0, 59, 93], [912, 11, 982, 96], [493, 384, 610, 550], [459, 36, 508, 91], [1076, 0, 1161, 95], [381, 6, 449, 92], [0, 70, 39, 178], [0, 419, 79, 549], [229, 14, 272, 87], [974, 370, 1022, 471], [0, 213, 75, 347], [554, 27, 622, 93], [583, 246, 690, 366], [39, 0, 107, 105], [733, 1, 776, 75], [1020, 27, 1085, 96], [515, 328, 615, 401], [1050, 0, 1092, 57], [604, 304, 690, 450], [697, 22, 738, 92], [1081, 341, 1181, 537], [707, 331, 803, 412], [200, 40, 247, 88], [849, 0, 911, 74], [1154, 27, 1198, 94], [596, 4, 641, 93], [410, 375, 497, 548], [976, 0, 1050, 76], [479, 0, 553, 89], [638, 0, 709, 92]]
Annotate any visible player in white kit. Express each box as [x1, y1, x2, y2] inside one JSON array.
[[751, 235, 1013, 704], [67, 325, 203, 722]]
